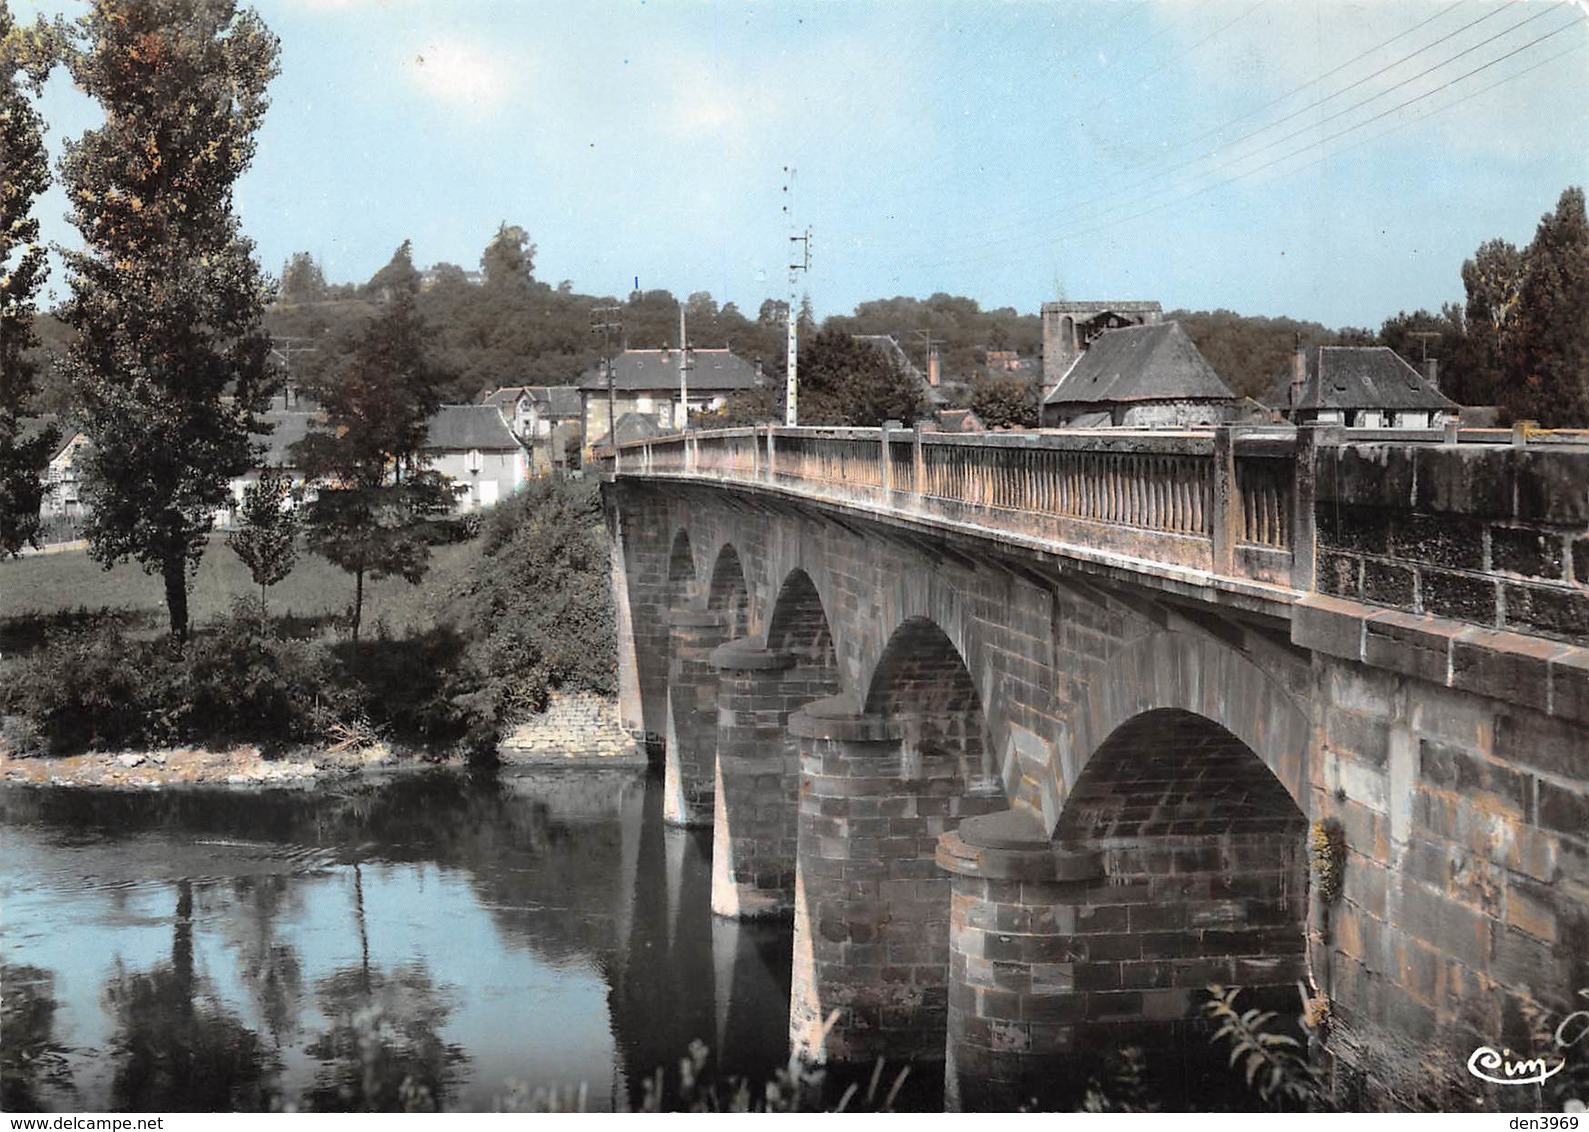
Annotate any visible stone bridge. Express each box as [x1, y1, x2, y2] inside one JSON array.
[[600, 423, 1589, 1110]]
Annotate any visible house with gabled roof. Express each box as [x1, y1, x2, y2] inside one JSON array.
[[575, 347, 761, 451], [1263, 345, 1459, 429], [482, 384, 583, 473], [422, 404, 528, 511], [1041, 321, 1242, 428]]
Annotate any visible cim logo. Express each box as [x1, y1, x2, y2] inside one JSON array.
[[1468, 1047, 1568, 1087]]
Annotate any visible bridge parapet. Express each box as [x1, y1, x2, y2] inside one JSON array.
[[608, 425, 1307, 594]]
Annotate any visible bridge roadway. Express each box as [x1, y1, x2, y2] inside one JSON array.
[[600, 422, 1589, 1110]]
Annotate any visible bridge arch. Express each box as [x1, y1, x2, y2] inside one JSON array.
[[665, 527, 697, 609], [766, 567, 837, 670], [1054, 629, 1312, 831], [707, 543, 750, 639]]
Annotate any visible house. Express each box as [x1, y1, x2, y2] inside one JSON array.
[[853, 334, 950, 407], [482, 385, 584, 473], [587, 410, 665, 452], [1041, 300, 1163, 396], [1263, 346, 1459, 429], [227, 409, 318, 519], [1041, 321, 1241, 428], [40, 430, 91, 519], [422, 404, 528, 511], [576, 347, 761, 451]]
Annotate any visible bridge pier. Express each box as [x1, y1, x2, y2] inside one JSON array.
[[709, 639, 801, 920], [787, 695, 1003, 1067], [663, 606, 727, 827], [936, 810, 1103, 1111]]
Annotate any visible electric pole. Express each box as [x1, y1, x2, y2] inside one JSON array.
[[783, 166, 810, 427], [678, 302, 694, 431], [591, 305, 623, 453], [268, 336, 317, 408]]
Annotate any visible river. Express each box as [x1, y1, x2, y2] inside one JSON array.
[[0, 768, 817, 1113]]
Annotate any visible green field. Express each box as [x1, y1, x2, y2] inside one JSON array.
[[0, 533, 479, 639]]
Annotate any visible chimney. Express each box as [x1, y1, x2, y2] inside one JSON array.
[[928, 348, 941, 387], [1290, 344, 1306, 411], [1423, 358, 1440, 391]]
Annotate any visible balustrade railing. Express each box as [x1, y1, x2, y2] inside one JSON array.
[[608, 425, 1303, 590]]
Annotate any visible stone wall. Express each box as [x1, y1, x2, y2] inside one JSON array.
[[497, 690, 640, 763]]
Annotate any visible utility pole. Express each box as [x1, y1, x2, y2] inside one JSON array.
[[268, 336, 317, 408], [591, 305, 623, 453], [677, 302, 694, 431], [1408, 330, 1441, 363], [783, 166, 811, 427]]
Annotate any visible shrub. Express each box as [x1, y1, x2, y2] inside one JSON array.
[[3, 627, 181, 753]]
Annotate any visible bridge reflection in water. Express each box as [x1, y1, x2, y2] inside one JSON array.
[[0, 770, 804, 1113]]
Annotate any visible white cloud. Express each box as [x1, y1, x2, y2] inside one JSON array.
[[403, 38, 519, 116]]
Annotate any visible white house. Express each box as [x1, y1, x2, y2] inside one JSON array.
[[422, 404, 528, 511]]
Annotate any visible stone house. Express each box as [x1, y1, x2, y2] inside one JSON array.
[[1041, 300, 1163, 396], [483, 385, 584, 473], [577, 347, 761, 451], [40, 430, 91, 518], [422, 404, 528, 511], [1265, 345, 1459, 429], [1040, 320, 1241, 428]]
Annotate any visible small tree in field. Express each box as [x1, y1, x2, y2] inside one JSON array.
[[227, 466, 297, 614], [294, 242, 458, 641]]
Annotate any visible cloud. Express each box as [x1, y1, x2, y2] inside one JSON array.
[[403, 38, 519, 116]]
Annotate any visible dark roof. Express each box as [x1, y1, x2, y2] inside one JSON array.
[[528, 385, 583, 415], [590, 411, 664, 449], [1043, 321, 1235, 406], [252, 410, 316, 465], [1286, 347, 1459, 412], [423, 405, 523, 451], [576, 348, 759, 392], [483, 386, 529, 408]]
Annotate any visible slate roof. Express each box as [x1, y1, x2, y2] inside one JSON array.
[[423, 405, 523, 451], [589, 411, 664, 449], [484, 385, 583, 416], [252, 411, 316, 466], [1043, 321, 1235, 406], [576, 348, 760, 392], [1279, 347, 1459, 412]]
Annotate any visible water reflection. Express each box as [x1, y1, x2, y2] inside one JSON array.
[[0, 769, 794, 1112]]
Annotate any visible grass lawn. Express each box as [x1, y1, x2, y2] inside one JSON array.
[[0, 533, 480, 640]]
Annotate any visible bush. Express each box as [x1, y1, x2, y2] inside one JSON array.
[[469, 479, 614, 721], [3, 627, 182, 753]]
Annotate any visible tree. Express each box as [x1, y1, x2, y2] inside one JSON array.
[[0, 9, 59, 556], [56, 0, 280, 639], [293, 252, 457, 641], [968, 371, 1039, 429], [278, 251, 326, 305], [364, 239, 420, 300], [227, 466, 298, 613], [1513, 187, 1589, 426], [479, 222, 535, 290], [1458, 237, 1524, 411], [796, 329, 926, 426]]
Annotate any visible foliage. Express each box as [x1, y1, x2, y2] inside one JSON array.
[[1460, 237, 1526, 412], [227, 466, 299, 609], [278, 251, 327, 305], [1310, 818, 1347, 906], [1203, 985, 1333, 1111], [293, 249, 458, 640], [468, 479, 614, 722], [56, 0, 281, 639], [480, 222, 535, 290], [1512, 187, 1589, 426], [968, 370, 1039, 429], [825, 292, 1042, 379], [0, 8, 59, 556], [1168, 309, 1356, 401], [1078, 1046, 1158, 1113]]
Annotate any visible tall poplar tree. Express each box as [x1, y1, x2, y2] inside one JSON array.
[[1514, 187, 1589, 427], [57, 0, 280, 638], [0, 9, 58, 556]]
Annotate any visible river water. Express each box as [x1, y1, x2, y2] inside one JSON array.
[[0, 768, 810, 1113]]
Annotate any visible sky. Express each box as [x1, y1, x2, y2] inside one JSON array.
[[13, 0, 1589, 331]]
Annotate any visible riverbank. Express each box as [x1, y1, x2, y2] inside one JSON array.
[[0, 692, 645, 790]]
